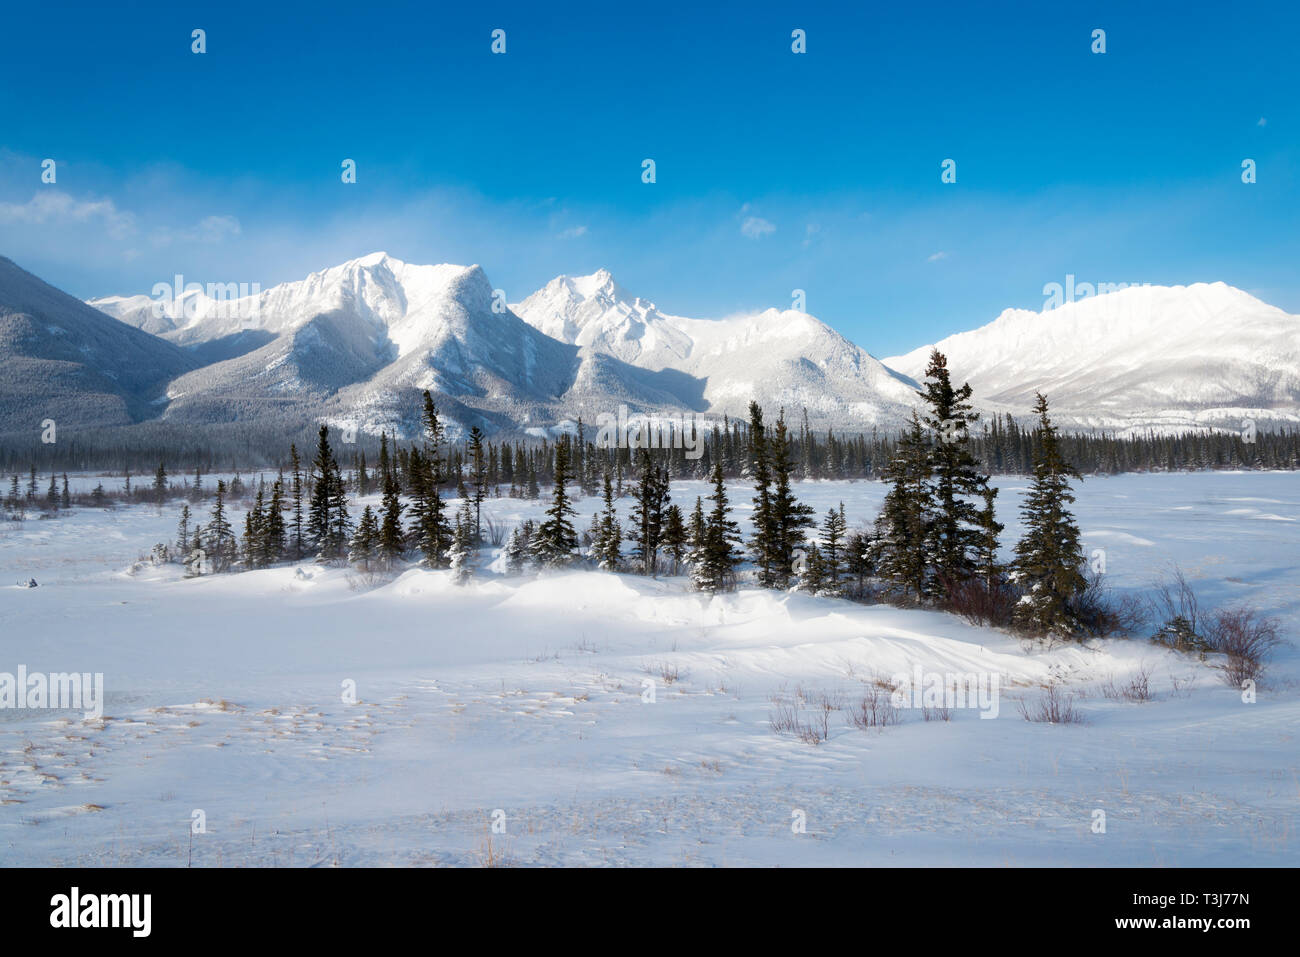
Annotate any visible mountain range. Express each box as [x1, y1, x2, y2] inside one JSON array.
[[0, 252, 1296, 442]]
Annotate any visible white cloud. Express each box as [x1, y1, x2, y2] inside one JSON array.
[[741, 216, 775, 239], [556, 224, 588, 239], [927, 250, 949, 262], [0, 190, 136, 239], [1258, 117, 1267, 127]]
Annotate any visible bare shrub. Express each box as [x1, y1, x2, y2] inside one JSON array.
[[1148, 566, 1208, 651], [847, 685, 902, 731], [1122, 665, 1153, 702], [922, 704, 951, 722], [768, 692, 833, 745], [1169, 672, 1197, 698], [482, 513, 507, 547], [1016, 685, 1085, 724], [941, 573, 1016, 628], [1205, 607, 1283, 686], [1072, 571, 1146, 638]]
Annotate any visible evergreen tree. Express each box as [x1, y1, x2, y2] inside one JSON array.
[[974, 485, 1004, 590], [264, 479, 287, 564], [409, 393, 450, 567], [693, 459, 743, 593], [871, 411, 933, 600], [799, 543, 827, 594], [1011, 394, 1087, 637], [349, 505, 379, 570], [747, 401, 779, 586], [60, 474, 71, 510], [505, 522, 532, 575], [153, 462, 168, 504], [594, 471, 622, 571], [242, 488, 267, 568], [628, 449, 670, 575], [819, 503, 847, 594], [378, 467, 404, 568], [175, 504, 192, 555], [91, 483, 106, 508], [467, 426, 488, 541], [767, 411, 816, 587], [307, 426, 346, 559], [687, 496, 707, 572], [531, 438, 578, 566], [661, 503, 687, 574], [449, 501, 475, 584], [844, 528, 874, 597], [206, 480, 236, 572], [289, 443, 304, 560], [918, 350, 990, 596]]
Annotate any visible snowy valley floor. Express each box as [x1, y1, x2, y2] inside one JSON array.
[[1, 472, 1297, 866]]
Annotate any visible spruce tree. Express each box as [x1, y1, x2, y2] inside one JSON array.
[[378, 468, 404, 568], [767, 411, 815, 587], [747, 401, 778, 586], [307, 426, 339, 559], [687, 496, 707, 573], [918, 350, 990, 596], [819, 503, 847, 594], [467, 426, 488, 541], [628, 449, 670, 576], [175, 504, 192, 555], [974, 485, 1004, 590], [871, 411, 932, 601], [289, 443, 304, 560], [242, 487, 267, 568], [661, 503, 687, 574], [349, 505, 379, 571], [595, 471, 622, 571], [505, 525, 530, 575], [60, 474, 71, 510], [1011, 394, 1087, 637], [693, 459, 743, 594], [799, 543, 826, 594], [153, 462, 168, 504], [531, 438, 578, 567], [449, 501, 475, 584], [264, 480, 287, 564], [206, 480, 236, 572]]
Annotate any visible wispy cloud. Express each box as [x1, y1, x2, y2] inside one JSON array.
[[927, 250, 949, 262], [152, 214, 241, 246], [0, 190, 136, 240], [556, 224, 588, 239], [741, 215, 775, 239]]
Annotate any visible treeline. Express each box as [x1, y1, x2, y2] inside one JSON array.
[[2, 410, 1297, 479]]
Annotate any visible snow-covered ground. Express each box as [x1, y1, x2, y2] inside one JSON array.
[[1, 472, 1296, 866]]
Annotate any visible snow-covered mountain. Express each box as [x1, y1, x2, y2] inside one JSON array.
[[884, 282, 1300, 433], [69, 254, 1300, 440], [89, 254, 921, 438], [513, 270, 920, 427], [0, 256, 197, 435]]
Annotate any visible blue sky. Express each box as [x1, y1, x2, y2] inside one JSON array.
[[1, 0, 1296, 356]]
